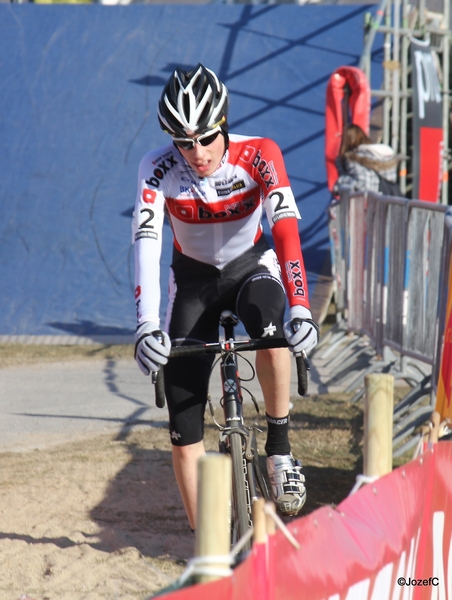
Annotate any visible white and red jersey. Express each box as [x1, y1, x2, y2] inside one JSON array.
[[132, 134, 310, 325]]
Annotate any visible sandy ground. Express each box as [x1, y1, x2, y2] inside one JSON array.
[[0, 426, 194, 600], [0, 397, 364, 600]]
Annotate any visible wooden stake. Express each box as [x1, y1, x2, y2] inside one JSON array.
[[363, 374, 394, 477], [265, 501, 277, 536], [252, 498, 267, 545], [429, 411, 441, 444], [195, 453, 232, 584]]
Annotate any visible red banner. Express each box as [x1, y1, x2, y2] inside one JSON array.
[[418, 127, 443, 203], [411, 37, 443, 202], [155, 443, 452, 600], [435, 256, 452, 422]]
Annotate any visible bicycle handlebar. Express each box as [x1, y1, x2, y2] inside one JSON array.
[[153, 336, 309, 408], [169, 337, 289, 356]]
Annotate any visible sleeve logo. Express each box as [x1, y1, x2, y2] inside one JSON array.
[[145, 155, 178, 188], [143, 189, 157, 203], [286, 259, 306, 298], [253, 150, 278, 189]]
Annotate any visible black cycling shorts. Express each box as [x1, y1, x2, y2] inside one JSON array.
[[163, 235, 287, 446]]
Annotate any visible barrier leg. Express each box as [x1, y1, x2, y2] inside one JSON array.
[[364, 374, 394, 477], [252, 498, 267, 545], [195, 453, 232, 584], [429, 411, 441, 444]]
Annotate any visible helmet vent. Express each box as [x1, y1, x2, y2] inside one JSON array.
[[158, 64, 229, 137]]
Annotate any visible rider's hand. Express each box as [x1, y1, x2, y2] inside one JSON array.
[[284, 306, 319, 356], [134, 322, 171, 376]]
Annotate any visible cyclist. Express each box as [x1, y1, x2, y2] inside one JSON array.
[[132, 64, 319, 530]]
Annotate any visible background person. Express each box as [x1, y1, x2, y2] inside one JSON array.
[[132, 64, 318, 530], [333, 123, 400, 195]]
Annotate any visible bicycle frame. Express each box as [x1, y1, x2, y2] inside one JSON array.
[[218, 311, 249, 427]]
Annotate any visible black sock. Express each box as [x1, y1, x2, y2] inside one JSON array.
[[265, 413, 291, 456]]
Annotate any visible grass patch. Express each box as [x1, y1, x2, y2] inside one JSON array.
[[0, 344, 134, 368]]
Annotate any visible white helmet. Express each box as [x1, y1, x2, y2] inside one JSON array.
[[158, 63, 229, 137]]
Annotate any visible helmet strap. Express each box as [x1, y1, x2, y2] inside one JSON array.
[[221, 124, 229, 150]]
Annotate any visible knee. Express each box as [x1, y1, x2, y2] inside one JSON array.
[[256, 347, 290, 368], [172, 440, 205, 462]]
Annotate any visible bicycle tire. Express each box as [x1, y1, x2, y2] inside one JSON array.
[[250, 433, 270, 501], [230, 431, 251, 551]]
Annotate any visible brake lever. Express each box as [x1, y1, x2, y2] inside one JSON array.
[[151, 330, 166, 408], [291, 318, 309, 396], [291, 318, 311, 370]]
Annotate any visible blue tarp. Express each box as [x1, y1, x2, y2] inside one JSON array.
[[0, 4, 383, 337]]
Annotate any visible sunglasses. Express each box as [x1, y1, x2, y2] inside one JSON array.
[[172, 128, 222, 151]]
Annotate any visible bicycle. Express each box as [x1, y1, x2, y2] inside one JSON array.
[[152, 310, 308, 555]]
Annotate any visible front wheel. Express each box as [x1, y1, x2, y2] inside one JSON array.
[[251, 432, 270, 501], [229, 431, 251, 551]]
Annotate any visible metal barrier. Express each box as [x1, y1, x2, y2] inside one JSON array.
[[379, 198, 408, 357], [403, 202, 447, 363], [319, 200, 352, 361], [320, 189, 449, 457], [362, 194, 385, 344]]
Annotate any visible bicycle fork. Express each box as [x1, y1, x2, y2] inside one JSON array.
[[219, 348, 263, 531]]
